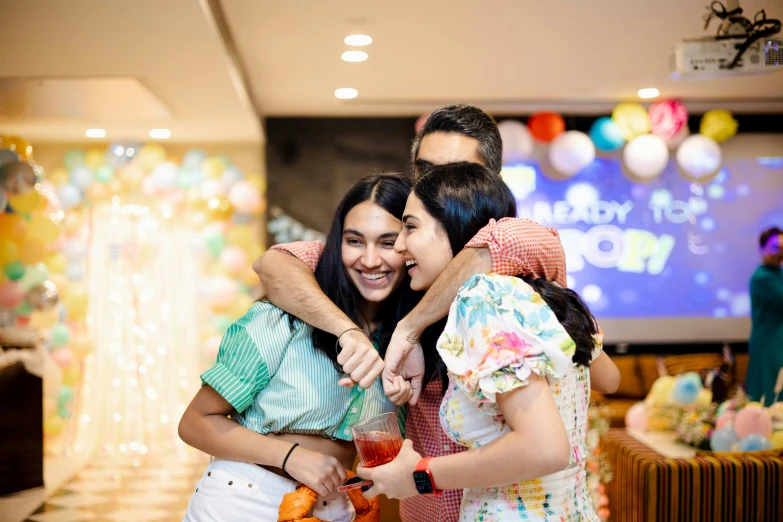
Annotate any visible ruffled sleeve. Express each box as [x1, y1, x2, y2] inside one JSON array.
[[437, 274, 575, 405]]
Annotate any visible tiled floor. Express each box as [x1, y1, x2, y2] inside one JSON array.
[[23, 455, 208, 522]]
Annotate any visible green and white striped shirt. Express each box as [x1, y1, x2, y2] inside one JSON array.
[[201, 301, 397, 441]]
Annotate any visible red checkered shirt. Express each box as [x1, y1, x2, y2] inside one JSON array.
[[270, 218, 567, 521]]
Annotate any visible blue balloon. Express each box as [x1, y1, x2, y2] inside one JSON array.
[[57, 184, 82, 210], [710, 426, 738, 452], [65, 263, 84, 282], [589, 117, 626, 152], [70, 165, 94, 190], [222, 166, 243, 188], [183, 149, 207, 170], [673, 377, 700, 404], [737, 434, 772, 452]]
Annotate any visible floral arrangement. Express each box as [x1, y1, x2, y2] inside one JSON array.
[[586, 401, 612, 521]]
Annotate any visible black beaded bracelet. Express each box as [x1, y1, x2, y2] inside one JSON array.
[[281, 443, 299, 474]]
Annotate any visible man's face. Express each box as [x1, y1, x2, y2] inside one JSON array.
[[762, 233, 783, 265], [414, 132, 482, 177]]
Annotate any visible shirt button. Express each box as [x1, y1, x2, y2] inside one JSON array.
[[351, 408, 358, 414], [345, 428, 351, 435]]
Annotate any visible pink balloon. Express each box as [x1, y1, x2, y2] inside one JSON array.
[[50, 348, 74, 369], [211, 276, 238, 308], [0, 281, 26, 309], [649, 99, 689, 140], [204, 335, 221, 360], [735, 406, 773, 439], [414, 113, 431, 134], [716, 411, 736, 431], [625, 402, 647, 429], [201, 179, 226, 200], [228, 181, 262, 214], [219, 246, 248, 274]]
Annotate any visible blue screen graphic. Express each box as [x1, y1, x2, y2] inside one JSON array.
[[502, 157, 783, 319]]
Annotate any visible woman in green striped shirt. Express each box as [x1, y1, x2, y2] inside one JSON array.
[[180, 175, 412, 522]]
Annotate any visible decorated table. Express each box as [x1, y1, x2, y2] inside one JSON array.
[[603, 428, 783, 522]]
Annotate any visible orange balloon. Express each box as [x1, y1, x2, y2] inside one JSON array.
[[84, 148, 105, 170], [528, 112, 566, 143], [120, 163, 144, 188], [0, 213, 28, 242], [8, 190, 42, 213], [29, 307, 59, 329], [61, 282, 89, 320], [0, 239, 20, 265], [1, 136, 33, 160], [70, 335, 92, 359], [19, 239, 46, 264], [61, 212, 85, 236]]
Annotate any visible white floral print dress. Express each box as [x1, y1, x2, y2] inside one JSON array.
[[437, 274, 600, 521]]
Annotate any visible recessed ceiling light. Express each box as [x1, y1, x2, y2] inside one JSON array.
[[85, 128, 106, 138], [344, 34, 372, 46], [341, 50, 368, 62], [638, 88, 660, 99], [334, 88, 358, 100], [149, 128, 172, 139]]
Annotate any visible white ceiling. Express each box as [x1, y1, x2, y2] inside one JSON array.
[[223, 0, 783, 115], [0, 0, 781, 142], [0, 0, 261, 143]]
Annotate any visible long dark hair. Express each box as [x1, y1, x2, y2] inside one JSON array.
[[412, 163, 597, 389], [311, 174, 412, 364]]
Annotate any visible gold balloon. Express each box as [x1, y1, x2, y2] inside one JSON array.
[[62, 211, 86, 236], [8, 189, 42, 213], [228, 293, 254, 319], [0, 239, 19, 265], [29, 307, 59, 329], [19, 239, 45, 264], [240, 265, 260, 287], [62, 363, 81, 386], [1, 136, 33, 161], [700, 109, 738, 143], [119, 163, 144, 188], [70, 335, 92, 359], [28, 214, 61, 243], [48, 167, 70, 186], [27, 280, 59, 311], [139, 143, 168, 172], [84, 148, 106, 170], [227, 225, 253, 249], [0, 160, 37, 194], [44, 415, 65, 437], [43, 397, 57, 418], [61, 282, 89, 320], [202, 157, 225, 179], [106, 177, 124, 196], [612, 103, 651, 140], [770, 431, 783, 450], [206, 197, 234, 221]]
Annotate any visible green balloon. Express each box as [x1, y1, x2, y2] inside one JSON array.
[[57, 385, 73, 406], [204, 233, 226, 259], [51, 323, 72, 347], [95, 165, 115, 183], [3, 261, 25, 281], [213, 314, 233, 334], [15, 300, 33, 316], [58, 404, 71, 419], [19, 262, 48, 291], [63, 149, 85, 170]]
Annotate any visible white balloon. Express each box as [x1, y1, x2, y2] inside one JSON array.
[[57, 184, 82, 209], [623, 134, 669, 179], [70, 166, 94, 190], [63, 239, 87, 262], [152, 161, 179, 191], [498, 120, 534, 164], [548, 131, 596, 176], [676, 134, 722, 179]]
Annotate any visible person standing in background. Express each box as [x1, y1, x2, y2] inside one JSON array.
[[746, 226, 783, 406]]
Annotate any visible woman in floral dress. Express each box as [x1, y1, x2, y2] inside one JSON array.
[[359, 162, 619, 521]]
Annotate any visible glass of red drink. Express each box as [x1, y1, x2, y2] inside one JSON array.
[[351, 412, 403, 468]]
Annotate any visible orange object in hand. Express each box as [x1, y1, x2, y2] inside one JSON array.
[[278, 470, 380, 522]]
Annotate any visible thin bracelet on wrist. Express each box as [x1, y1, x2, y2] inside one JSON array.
[[281, 442, 299, 473], [335, 327, 363, 353]]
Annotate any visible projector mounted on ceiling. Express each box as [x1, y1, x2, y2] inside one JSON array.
[[670, 1, 781, 79]]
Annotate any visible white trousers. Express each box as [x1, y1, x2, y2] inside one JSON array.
[[183, 459, 355, 522]]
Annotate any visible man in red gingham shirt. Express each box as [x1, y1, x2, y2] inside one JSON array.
[[254, 106, 565, 522]]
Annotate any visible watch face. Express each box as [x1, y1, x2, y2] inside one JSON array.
[[413, 471, 434, 495]]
